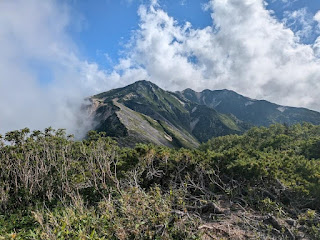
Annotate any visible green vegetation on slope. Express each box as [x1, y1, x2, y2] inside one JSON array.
[[90, 80, 247, 146], [180, 88, 320, 127], [1, 123, 320, 239]]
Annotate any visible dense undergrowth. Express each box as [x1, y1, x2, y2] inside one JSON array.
[[0, 123, 320, 239]]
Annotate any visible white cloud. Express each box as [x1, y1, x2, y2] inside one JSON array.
[[2, 0, 320, 137], [109, 0, 320, 111], [0, 0, 114, 137], [313, 37, 320, 57], [314, 10, 320, 26], [283, 8, 314, 41]]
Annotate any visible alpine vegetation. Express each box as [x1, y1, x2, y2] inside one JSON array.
[[1, 123, 320, 239]]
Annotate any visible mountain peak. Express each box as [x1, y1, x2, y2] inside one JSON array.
[[89, 81, 249, 147], [182, 88, 196, 93], [129, 80, 159, 89]]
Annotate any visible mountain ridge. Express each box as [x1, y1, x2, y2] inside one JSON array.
[[178, 87, 320, 127], [88, 80, 320, 147]]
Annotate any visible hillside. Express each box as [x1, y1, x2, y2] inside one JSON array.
[[1, 124, 320, 239], [89, 80, 248, 147], [179, 88, 320, 127], [88, 81, 320, 148]]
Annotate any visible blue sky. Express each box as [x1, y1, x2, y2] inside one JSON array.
[[68, 0, 320, 69], [68, 0, 212, 69], [1, 0, 320, 134]]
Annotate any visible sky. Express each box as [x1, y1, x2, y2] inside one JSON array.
[[1, 0, 320, 136]]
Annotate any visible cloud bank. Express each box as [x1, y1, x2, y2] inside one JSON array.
[[0, 0, 114, 137], [1, 0, 320, 136]]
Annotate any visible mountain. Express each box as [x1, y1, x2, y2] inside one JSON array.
[[179, 88, 320, 127], [88, 80, 320, 147], [88, 81, 247, 148]]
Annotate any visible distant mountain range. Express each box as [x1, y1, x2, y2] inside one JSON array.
[[88, 80, 320, 148]]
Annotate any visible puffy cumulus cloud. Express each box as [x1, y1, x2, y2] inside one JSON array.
[[112, 0, 320, 111], [0, 0, 115, 137]]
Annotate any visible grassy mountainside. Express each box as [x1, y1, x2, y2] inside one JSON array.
[[180, 88, 320, 127], [90, 81, 247, 146], [1, 123, 320, 239]]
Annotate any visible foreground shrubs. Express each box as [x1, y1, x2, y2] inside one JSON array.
[[28, 187, 199, 240], [0, 123, 320, 239], [201, 123, 320, 209]]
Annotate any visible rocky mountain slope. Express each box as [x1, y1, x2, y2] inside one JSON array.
[[88, 80, 320, 147], [89, 81, 247, 147]]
